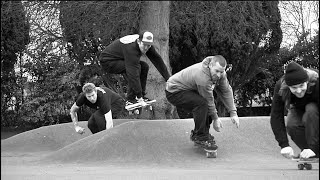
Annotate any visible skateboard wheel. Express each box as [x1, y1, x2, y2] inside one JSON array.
[[298, 164, 304, 170], [149, 106, 152, 110], [134, 109, 139, 115], [305, 163, 312, 170], [129, 111, 133, 115], [206, 151, 217, 158]]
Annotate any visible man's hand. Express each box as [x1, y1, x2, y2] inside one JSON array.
[[75, 126, 85, 134], [300, 149, 316, 159], [212, 119, 223, 132], [230, 115, 240, 128], [281, 146, 294, 159]]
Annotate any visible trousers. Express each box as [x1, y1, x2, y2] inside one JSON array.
[[286, 102, 319, 156], [87, 98, 125, 134], [165, 90, 212, 139], [100, 60, 149, 100]]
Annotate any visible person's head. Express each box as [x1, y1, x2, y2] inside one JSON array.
[[82, 83, 98, 103], [284, 61, 309, 98], [137, 31, 153, 54], [208, 55, 227, 80]]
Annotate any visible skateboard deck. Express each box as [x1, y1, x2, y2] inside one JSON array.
[[125, 100, 156, 115], [194, 142, 218, 158], [292, 157, 319, 170]]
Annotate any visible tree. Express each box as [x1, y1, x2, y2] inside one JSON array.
[[279, 1, 319, 48], [59, 1, 143, 94], [169, 1, 282, 117], [139, 1, 175, 119], [59, 1, 175, 119], [1, 1, 30, 126]]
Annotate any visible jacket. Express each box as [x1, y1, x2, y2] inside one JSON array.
[[99, 34, 170, 98], [166, 56, 237, 117], [270, 68, 319, 149]]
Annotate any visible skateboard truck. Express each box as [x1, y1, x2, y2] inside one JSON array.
[[292, 156, 319, 170], [194, 142, 218, 158]]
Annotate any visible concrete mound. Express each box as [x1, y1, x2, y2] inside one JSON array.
[[41, 117, 301, 167], [1, 119, 135, 153]]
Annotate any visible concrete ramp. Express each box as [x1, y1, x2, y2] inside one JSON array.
[[40, 117, 301, 168], [2, 117, 318, 180], [1, 119, 135, 153]]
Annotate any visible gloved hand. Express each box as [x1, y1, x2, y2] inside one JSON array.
[[300, 149, 316, 159], [230, 115, 240, 128], [75, 126, 85, 134], [212, 119, 223, 132], [280, 146, 294, 159], [136, 97, 147, 106]]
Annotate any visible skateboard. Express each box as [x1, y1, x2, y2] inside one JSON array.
[[125, 99, 156, 115], [194, 142, 218, 158], [292, 157, 319, 170]]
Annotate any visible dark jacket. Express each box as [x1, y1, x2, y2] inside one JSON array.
[[99, 35, 170, 98], [270, 69, 319, 149]]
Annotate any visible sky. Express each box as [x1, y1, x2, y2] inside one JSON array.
[[279, 1, 319, 48]]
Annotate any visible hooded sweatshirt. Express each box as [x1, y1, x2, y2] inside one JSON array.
[[166, 56, 237, 117], [99, 34, 170, 98]]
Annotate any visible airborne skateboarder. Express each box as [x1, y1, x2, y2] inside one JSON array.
[[98, 30, 170, 107]]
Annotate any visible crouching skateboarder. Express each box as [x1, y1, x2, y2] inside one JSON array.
[[165, 55, 240, 154], [270, 61, 319, 159], [70, 83, 125, 134]]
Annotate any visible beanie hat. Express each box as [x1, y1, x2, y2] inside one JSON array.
[[284, 62, 308, 86]]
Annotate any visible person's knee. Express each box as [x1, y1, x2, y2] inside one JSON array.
[[303, 103, 319, 123], [194, 98, 208, 110], [87, 121, 95, 133], [286, 117, 300, 135], [305, 103, 319, 114]]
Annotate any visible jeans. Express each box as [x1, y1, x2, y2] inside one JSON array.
[[88, 98, 125, 134], [100, 60, 149, 100], [165, 90, 212, 139], [286, 102, 319, 156]]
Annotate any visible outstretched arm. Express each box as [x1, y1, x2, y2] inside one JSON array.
[[70, 102, 85, 134], [146, 46, 170, 81], [104, 110, 113, 129]]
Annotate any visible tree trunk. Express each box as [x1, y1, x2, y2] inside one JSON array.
[[139, 1, 178, 119]]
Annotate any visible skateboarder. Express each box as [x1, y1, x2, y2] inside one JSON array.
[[270, 61, 319, 159], [99, 30, 170, 107], [165, 55, 240, 149], [70, 83, 125, 134]]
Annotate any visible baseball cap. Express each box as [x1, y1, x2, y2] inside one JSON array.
[[141, 31, 153, 45]]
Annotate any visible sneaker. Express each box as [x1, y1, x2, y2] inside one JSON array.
[[142, 96, 152, 102], [194, 139, 218, 150], [190, 130, 195, 141], [190, 130, 215, 142], [208, 133, 215, 143]]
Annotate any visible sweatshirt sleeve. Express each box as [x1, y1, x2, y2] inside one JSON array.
[[122, 45, 143, 98], [146, 46, 171, 81], [197, 83, 217, 116], [270, 80, 289, 149], [214, 73, 237, 115]]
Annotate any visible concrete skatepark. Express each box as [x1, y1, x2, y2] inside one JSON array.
[[1, 117, 319, 180]]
